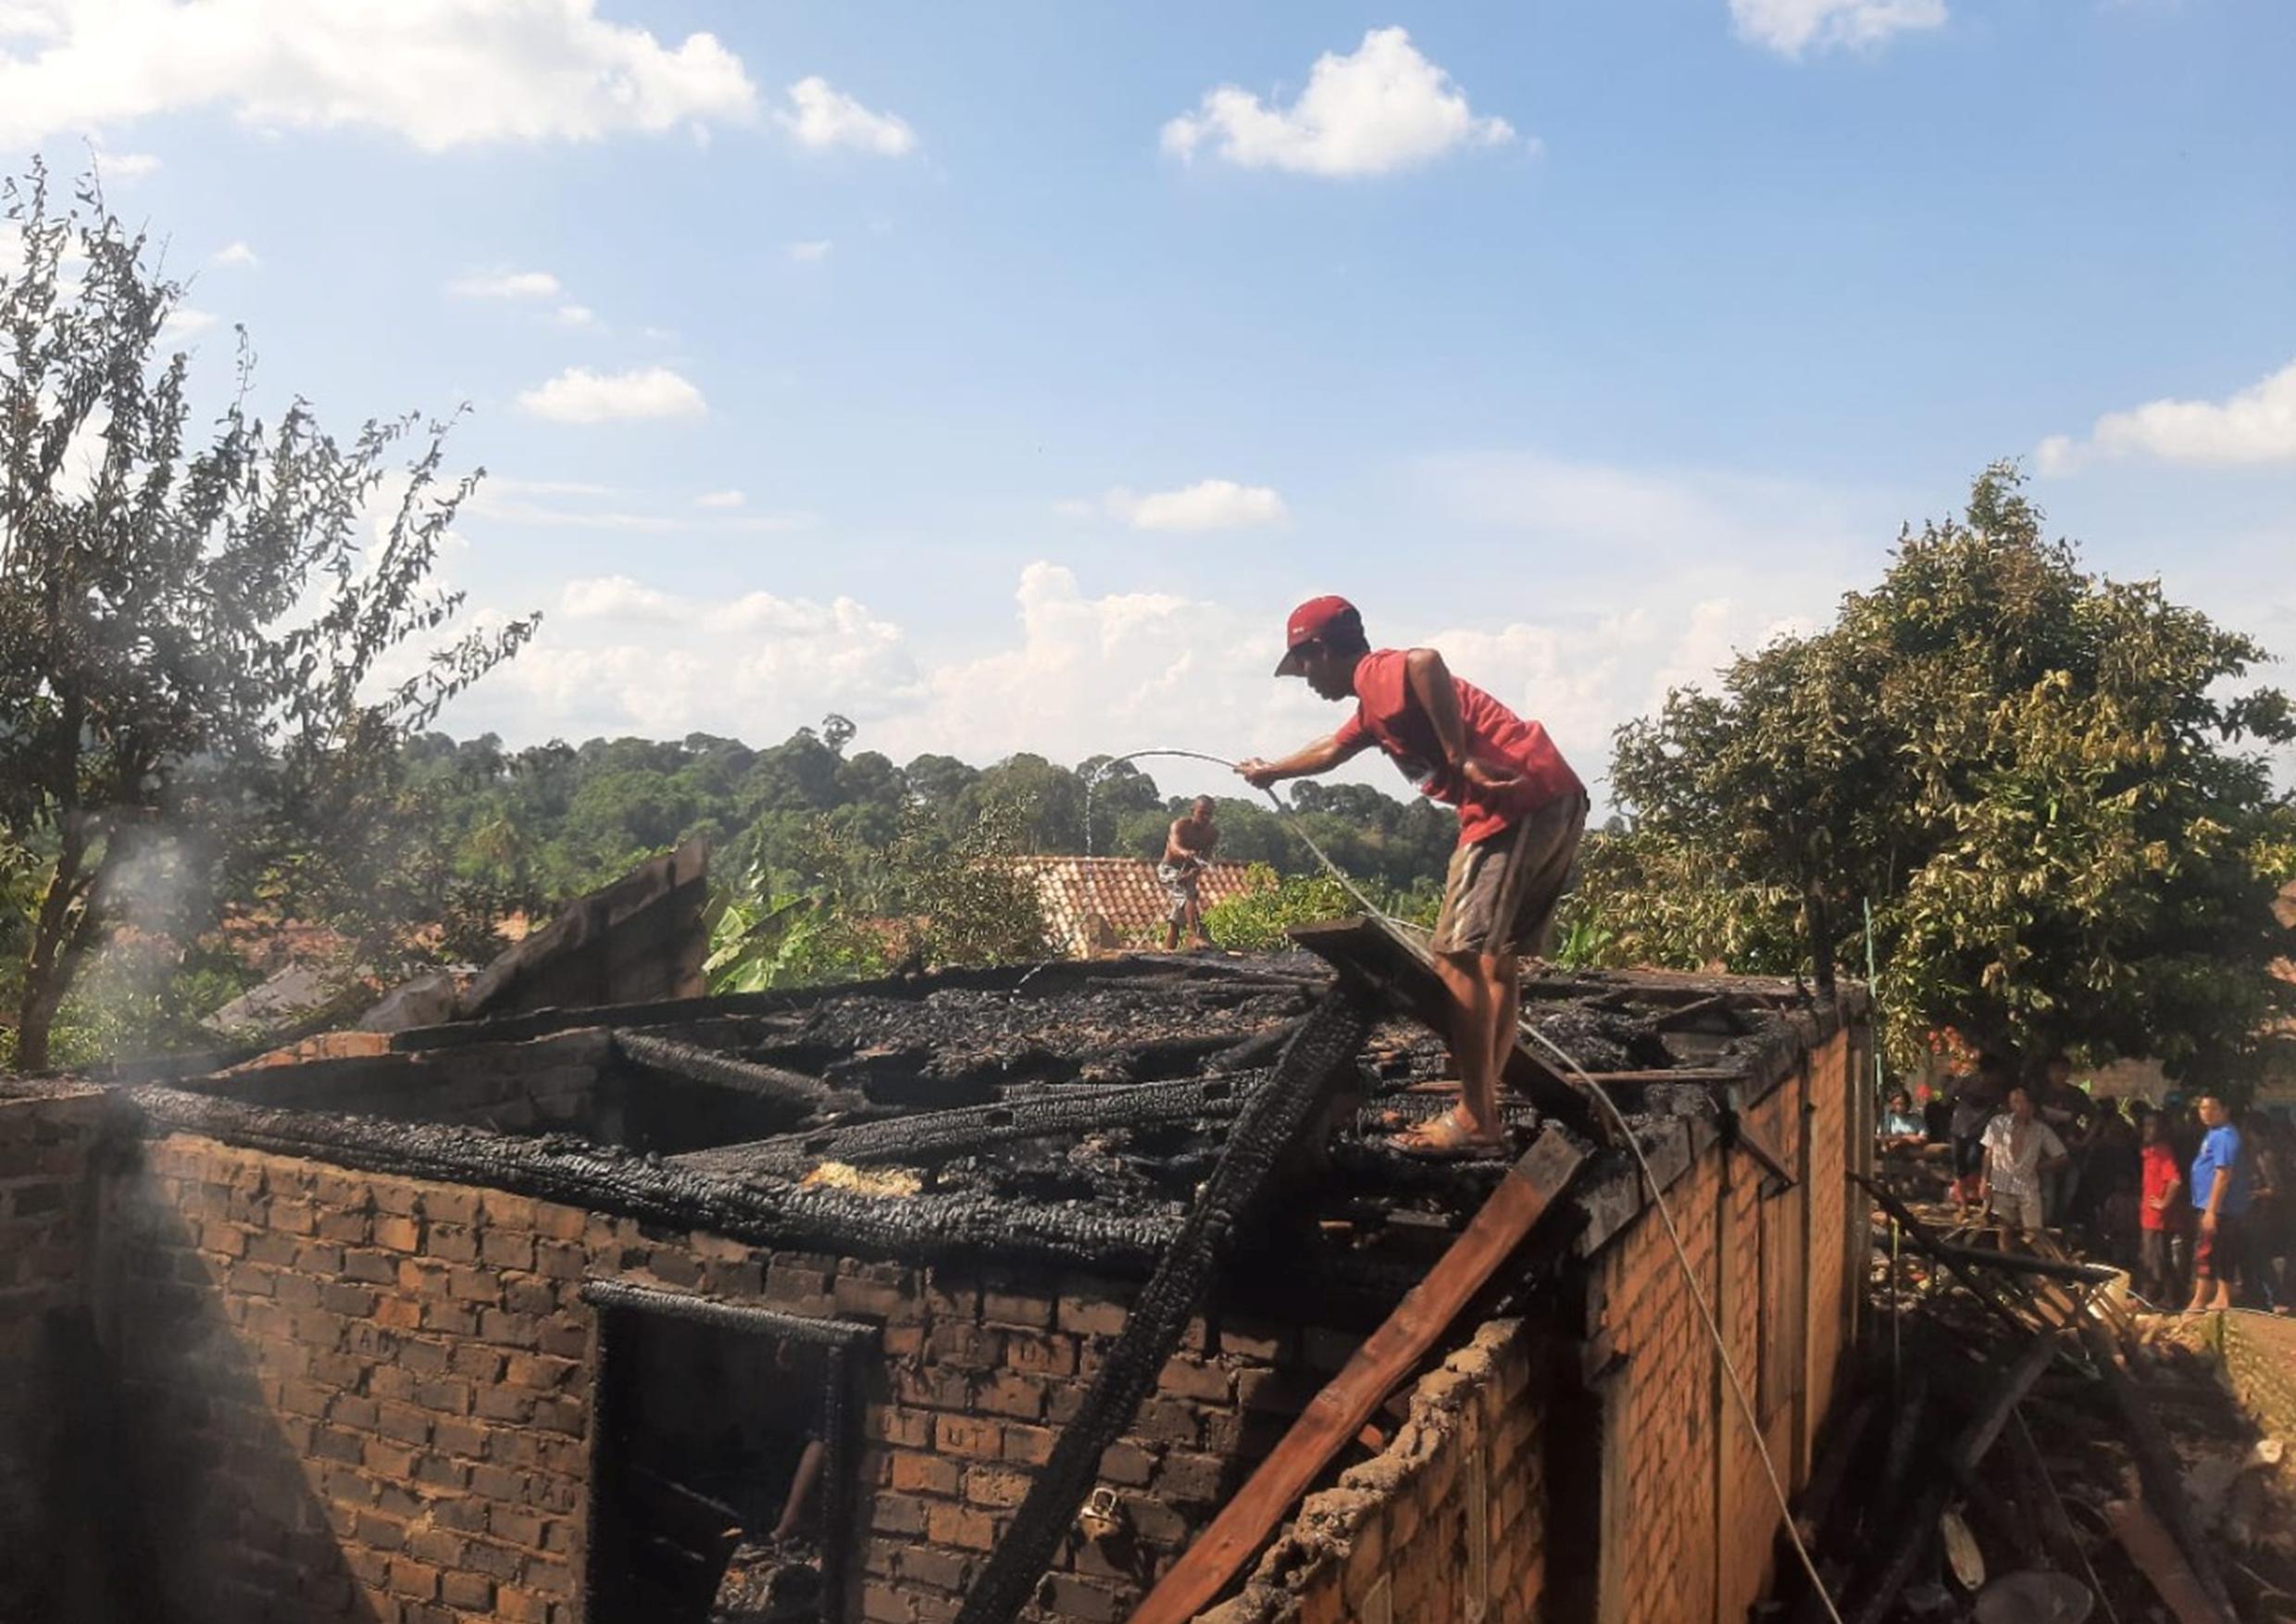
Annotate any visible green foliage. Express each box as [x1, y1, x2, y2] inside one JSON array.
[[0, 165, 534, 1068], [1589, 463, 2296, 1079], [1201, 866, 1352, 951], [705, 800, 1051, 993], [1198, 862, 1436, 950]]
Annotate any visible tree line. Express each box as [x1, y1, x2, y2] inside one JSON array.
[[6, 170, 2290, 1086]]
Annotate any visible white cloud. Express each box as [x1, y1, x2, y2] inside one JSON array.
[[1728, 0, 1948, 57], [1104, 479, 1290, 532], [552, 303, 597, 327], [776, 76, 916, 156], [468, 480, 805, 531], [210, 240, 258, 268], [786, 238, 832, 263], [462, 578, 924, 740], [561, 575, 677, 621], [158, 306, 218, 340], [0, 0, 758, 152], [2037, 359, 2296, 473], [428, 539, 1856, 815], [96, 147, 158, 179], [1161, 27, 1517, 178], [449, 269, 562, 300], [517, 365, 705, 424]]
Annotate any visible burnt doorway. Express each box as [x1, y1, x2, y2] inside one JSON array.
[[582, 1281, 876, 1624]]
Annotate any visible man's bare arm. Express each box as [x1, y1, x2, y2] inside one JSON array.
[[1404, 647, 1520, 791], [1404, 648, 1469, 770], [1162, 820, 1192, 864], [1235, 732, 1364, 789]]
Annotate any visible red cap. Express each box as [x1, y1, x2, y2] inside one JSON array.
[[1275, 595, 1361, 676]]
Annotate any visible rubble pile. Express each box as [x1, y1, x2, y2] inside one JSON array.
[[1778, 1195, 2296, 1623]]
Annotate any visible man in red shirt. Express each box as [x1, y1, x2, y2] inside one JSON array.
[[1239, 596, 1589, 1156], [2136, 1107, 2184, 1306]]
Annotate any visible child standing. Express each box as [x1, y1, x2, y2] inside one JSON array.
[[2137, 1108, 2184, 1305]]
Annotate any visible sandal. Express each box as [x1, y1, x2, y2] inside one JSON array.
[[1388, 1106, 1506, 1160]]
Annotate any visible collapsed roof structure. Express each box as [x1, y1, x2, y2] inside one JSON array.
[[0, 866, 1873, 1624]]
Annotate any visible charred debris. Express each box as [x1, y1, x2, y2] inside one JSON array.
[[128, 949, 1828, 1294], [1786, 1181, 2296, 1624]]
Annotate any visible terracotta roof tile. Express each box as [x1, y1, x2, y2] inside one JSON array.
[[1011, 858, 1264, 956]]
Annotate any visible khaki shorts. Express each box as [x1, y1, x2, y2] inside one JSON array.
[[1431, 793, 1588, 958], [1989, 1188, 2044, 1235]]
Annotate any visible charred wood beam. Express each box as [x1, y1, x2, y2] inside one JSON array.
[[613, 1031, 842, 1115], [1849, 1330, 2060, 1624], [121, 1084, 1188, 1271], [392, 955, 1326, 1053], [1853, 1174, 2034, 1342], [1204, 1017, 1311, 1075], [675, 1072, 1265, 1177], [1286, 916, 1604, 1143], [1866, 1228, 2121, 1285], [2077, 1318, 2239, 1622], [1720, 1082, 1796, 1195], [954, 986, 1379, 1624], [1948, 1326, 2066, 1480]]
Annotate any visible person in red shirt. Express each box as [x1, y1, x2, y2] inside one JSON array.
[[2136, 1107, 2185, 1306], [1239, 596, 1589, 1156]]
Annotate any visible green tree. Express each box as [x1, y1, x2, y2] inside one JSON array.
[[1593, 464, 2296, 1077], [0, 168, 533, 1068]]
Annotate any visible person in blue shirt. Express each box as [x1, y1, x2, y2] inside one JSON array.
[[2185, 1093, 2253, 1312], [1879, 1087, 1926, 1151]]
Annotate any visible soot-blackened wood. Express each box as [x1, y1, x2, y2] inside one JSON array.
[[613, 1031, 840, 1114], [1849, 1329, 2062, 1624], [1853, 1174, 2034, 1342], [2078, 1318, 2238, 1622], [675, 1071, 1260, 1177], [1286, 915, 1604, 1143], [1948, 1326, 2066, 1480], [123, 1084, 1188, 1269], [952, 987, 1379, 1624], [1129, 1128, 1588, 1624], [1866, 1229, 2120, 1286]]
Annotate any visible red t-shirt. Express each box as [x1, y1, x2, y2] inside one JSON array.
[[2140, 1141, 2180, 1231], [1331, 648, 1584, 846]]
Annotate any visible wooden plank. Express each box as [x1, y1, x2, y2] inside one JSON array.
[[2078, 1319, 2240, 1622], [1288, 915, 1605, 1142], [1126, 1129, 1589, 1624]]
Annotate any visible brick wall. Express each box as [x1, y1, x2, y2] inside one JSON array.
[[1195, 1317, 1556, 1624], [93, 1132, 1369, 1624], [1187, 1019, 1866, 1624], [1589, 1025, 1859, 1624], [0, 1082, 109, 1618]]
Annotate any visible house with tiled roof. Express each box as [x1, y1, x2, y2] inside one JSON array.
[[1011, 856, 1264, 956]]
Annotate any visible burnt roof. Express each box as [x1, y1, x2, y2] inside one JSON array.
[[119, 952, 1866, 1287]]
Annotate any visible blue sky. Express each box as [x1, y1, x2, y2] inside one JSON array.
[[6, 0, 2293, 805]]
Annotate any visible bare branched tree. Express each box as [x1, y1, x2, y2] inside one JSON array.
[[0, 164, 536, 1068]]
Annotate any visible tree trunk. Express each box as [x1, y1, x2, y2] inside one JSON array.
[[14, 823, 96, 1075]]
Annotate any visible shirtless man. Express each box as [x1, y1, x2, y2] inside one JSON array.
[[1159, 796, 1219, 951], [1240, 596, 1587, 1156]]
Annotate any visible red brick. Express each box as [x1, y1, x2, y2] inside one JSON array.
[[890, 1453, 958, 1496], [933, 1415, 1001, 1460]]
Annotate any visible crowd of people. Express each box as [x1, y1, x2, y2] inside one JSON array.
[[1878, 1055, 2291, 1314]]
